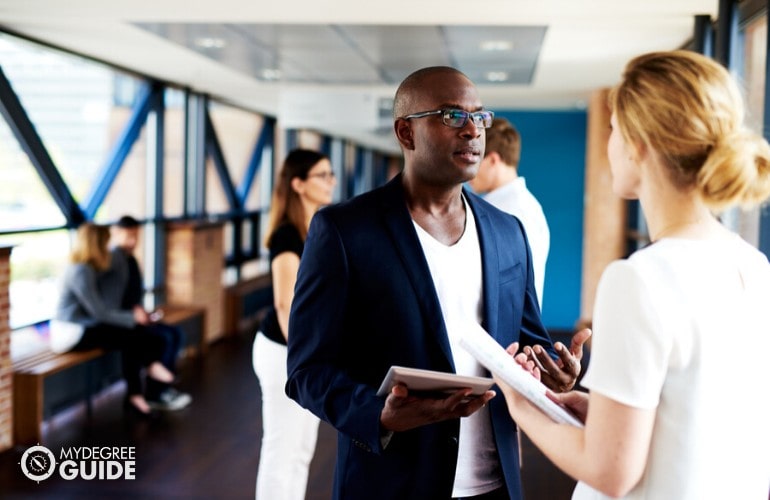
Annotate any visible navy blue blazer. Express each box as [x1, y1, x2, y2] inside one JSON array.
[[286, 174, 556, 500]]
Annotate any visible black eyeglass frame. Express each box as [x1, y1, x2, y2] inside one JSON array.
[[306, 171, 336, 181], [401, 108, 495, 129]]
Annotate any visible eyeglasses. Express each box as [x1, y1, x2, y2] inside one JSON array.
[[307, 171, 336, 181], [402, 108, 495, 129]]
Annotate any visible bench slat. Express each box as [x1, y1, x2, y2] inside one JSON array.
[[15, 349, 106, 376]]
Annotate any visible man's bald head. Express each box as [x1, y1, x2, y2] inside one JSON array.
[[392, 66, 468, 119]]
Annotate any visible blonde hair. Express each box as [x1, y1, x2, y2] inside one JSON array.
[[610, 50, 770, 212], [70, 223, 111, 271]]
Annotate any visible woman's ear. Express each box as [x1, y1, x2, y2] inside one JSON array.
[[630, 141, 649, 165], [290, 176, 304, 196]]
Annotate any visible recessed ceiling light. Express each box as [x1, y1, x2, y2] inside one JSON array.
[[194, 37, 226, 49], [480, 40, 513, 51], [261, 69, 282, 81], [485, 71, 509, 82]]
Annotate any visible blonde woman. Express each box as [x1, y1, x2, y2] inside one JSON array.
[[497, 50, 770, 499], [252, 149, 337, 500], [52, 223, 177, 416]]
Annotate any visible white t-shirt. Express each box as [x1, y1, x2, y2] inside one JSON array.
[[483, 177, 549, 306], [574, 235, 770, 500], [413, 196, 503, 498]]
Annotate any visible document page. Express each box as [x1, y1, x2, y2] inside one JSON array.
[[459, 324, 584, 427]]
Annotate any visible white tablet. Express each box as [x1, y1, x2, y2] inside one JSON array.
[[376, 365, 494, 398]]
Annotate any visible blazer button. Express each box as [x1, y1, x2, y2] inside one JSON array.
[[449, 436, 458, 446]]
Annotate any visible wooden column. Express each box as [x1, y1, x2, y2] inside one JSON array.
[[0, 246, 13, 452], [580, 89, 627, 328], [166, 222, 225, 344]]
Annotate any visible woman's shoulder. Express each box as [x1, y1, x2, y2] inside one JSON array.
[[65, 261, 95, 276], [271, 222, 302, 244], [269, 223, 303, 255]]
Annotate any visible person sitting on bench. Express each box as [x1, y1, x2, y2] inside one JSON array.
[[102, 215, 191, 411], [50, 222, 186, 416]]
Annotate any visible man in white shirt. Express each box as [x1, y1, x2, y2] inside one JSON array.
[[469, 118, 550, 307]]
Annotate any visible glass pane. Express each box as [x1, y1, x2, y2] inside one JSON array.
[[0, 33, 144, 206], [296, 130, 322, 150], [209, 102, 264, 187], [0, 117, 66, 230], [730, 14, 768, 247], [244, 143, 273, 211], [0, 230, 70, 328], [94, 127, 147, 223], [164, 88, 186, 217], [743, 16, 766, 135], [205, 157, 230, 214]]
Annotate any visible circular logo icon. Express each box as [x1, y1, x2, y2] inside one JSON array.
[[20, 445, 56, 482]]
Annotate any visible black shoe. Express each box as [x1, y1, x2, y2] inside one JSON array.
[[146, 388, 192, 411]]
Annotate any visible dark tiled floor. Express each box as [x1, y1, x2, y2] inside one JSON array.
[[0, 331, 574, 499]]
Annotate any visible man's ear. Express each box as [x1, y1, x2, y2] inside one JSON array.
[[394, 119, 415, 150], [485, 151, 502, 166]]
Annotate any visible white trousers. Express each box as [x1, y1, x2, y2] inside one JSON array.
[[252, 333, 320, 500]]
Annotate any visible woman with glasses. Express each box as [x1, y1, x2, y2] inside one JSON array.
[[252, 148, 336, 500], [495, 50, 770, 499]]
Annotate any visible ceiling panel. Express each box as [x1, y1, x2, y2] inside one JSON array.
[[135, 22, 549, 87], [0, 0, 722, 152]]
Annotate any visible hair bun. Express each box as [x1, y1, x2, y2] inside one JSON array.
[[698, 127, 770, 210]]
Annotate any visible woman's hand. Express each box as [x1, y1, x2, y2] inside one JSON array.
[[547, 390, 589, 423]]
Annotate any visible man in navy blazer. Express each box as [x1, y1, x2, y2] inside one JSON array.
[[287, 66, 589, 500]]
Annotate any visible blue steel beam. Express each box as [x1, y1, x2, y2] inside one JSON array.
[[354, 146, 366, 196], [0, 65, 85, 226], [715, 0, 739, 68], [238, 117, 275, 205], [285, 129, 298, 152], [204, 111, 241, 211], [693, 15, 714, 57], [321, 135, 332, 157], [759, 1, 770, 259], [83, 82, 159, 219]]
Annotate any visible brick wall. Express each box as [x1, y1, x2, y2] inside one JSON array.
[[0, 246, 13, 452], [166, 222, 224, 344]]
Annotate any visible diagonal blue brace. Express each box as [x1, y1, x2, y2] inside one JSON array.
[[0, 65, 85, 226], [83, 81, 161, 220], [238, 117, 274, 206], [205, 110, 241, 212]]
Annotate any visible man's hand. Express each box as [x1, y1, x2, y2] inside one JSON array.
[[133, 305, 151, 325], [380, 383, 496, 433], [525, 328, 592, 393]]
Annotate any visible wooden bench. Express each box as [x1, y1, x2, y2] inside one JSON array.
[[11, 304, 206, 446], [13, 348, 111, 445], [224, 274, 273, 336]]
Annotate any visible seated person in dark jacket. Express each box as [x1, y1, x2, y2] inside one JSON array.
[[101, 215, 191, 411], [51, 222, 183, 416]]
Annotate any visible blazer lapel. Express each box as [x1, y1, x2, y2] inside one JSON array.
[[379, 176, 455, 370], [465, 190, 501, 339]]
